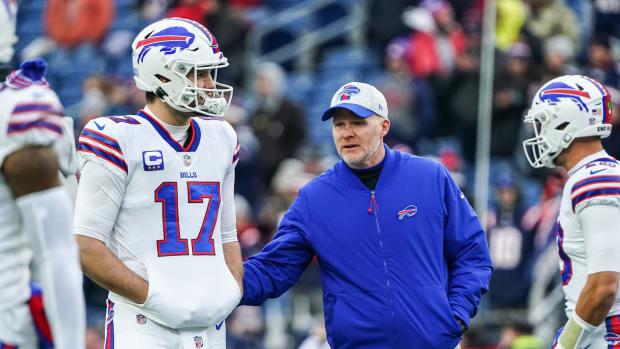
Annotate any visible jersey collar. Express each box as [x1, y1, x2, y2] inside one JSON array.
[[568, 150, 617, 177], [137, 108, 201, 152]]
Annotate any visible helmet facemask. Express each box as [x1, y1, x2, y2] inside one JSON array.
[[523, 107, 568, 168], [161, 59, 233, 117]]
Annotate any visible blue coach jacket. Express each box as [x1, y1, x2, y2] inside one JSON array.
[[241, 145, 493, 348]]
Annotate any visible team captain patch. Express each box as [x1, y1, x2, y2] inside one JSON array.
[[143, 150, 164, 171]]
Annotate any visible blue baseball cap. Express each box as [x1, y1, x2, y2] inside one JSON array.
[[321, 82, 389, 121]]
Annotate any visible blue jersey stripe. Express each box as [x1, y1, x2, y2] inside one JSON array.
[[137, 110, 202, 152], [7, 119, 63, 134], [77, 143, 128, 173], [571, 175, 620, 193], [572, 187, 620, 210], [81, 128, 122, 153]]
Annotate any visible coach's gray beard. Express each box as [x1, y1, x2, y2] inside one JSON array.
[[343, 133, 382, 169]]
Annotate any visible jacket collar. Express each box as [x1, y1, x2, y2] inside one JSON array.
[[335, 143, 397, 191]]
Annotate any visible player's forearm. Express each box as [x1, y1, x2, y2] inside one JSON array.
[[575, 271, 619, 326], [76, 235, 149, 304], [223, 241, 244, 296]]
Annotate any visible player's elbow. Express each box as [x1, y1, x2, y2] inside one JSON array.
[[590, 272, 620, 307], [595, 283, 619, 306], [75, 235, 103, 272]]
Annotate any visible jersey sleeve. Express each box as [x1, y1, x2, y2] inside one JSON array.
[[570, 168, 620, 214], [0, 85, 65, 165], [77, 118, 128, 176], [221, 120, 239, 243], [54, 117, 79, 177], [73, 161, 126, 242], [579, 204, 620, 274]]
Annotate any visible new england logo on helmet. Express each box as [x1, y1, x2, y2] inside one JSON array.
[[522, 75, 612, 168], [131, 18, 232, 117]]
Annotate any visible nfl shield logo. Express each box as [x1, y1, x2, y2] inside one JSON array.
[[136, 314, 146, 325], [184, 154, 191, 166], [194, 336, 204, 348]]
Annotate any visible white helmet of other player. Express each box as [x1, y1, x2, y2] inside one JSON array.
[[0, 0, 17, 63], [131, 17, 232, 117], [523, 75, 613, 168]]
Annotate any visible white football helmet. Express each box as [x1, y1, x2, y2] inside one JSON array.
[[523, 75, 613, 168], [131, 17, 232, 117], [0, 0, 17, 64]]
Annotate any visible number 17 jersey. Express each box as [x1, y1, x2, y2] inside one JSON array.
[[73, 107, 241, 330]]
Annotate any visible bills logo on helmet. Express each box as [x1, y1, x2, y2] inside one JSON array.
[[539, 81, 591, 112], [173, 17, 221, 54], [136, 26, 195, 63], [338, 85, 361, 101]]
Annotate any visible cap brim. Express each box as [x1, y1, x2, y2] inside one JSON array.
[[321, 103, 375, 121]]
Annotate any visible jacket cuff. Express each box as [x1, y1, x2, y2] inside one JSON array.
[[451, 304, 471, 328]]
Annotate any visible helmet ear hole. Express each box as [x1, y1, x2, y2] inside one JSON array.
[[556, 122, 569, 130], [155, 74, 171, 83]]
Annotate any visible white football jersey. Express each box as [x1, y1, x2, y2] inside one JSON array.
[[557, 150, 620, 317], [0, 69, 65, 311], [74, 107, 241, 330]]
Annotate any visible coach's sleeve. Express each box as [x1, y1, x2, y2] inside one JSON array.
[[441, 166, 493, 328], [240, 189, 316, 306]]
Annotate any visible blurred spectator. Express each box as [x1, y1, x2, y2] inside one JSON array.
[[250, 62, 307, 191], [496, 0, 527, 51], [497, 320, 542, 349], [227, 305, 264, 349], [401, 1, 466, 79], [522, 0, 578, 60], [486, 173, 535, 309], [586, 36, 620, 89], [437, 29, 480, 161], [234, 194, 265, 259], [297, 324, 329, 349], [137, 0, 171, 21], [45, 0, 115, 48], [593, 0, 620, 39], [166, 0, 215, 24], [203, 0, 250, 85], [372, 37, 436, 150], [540, 35, 579, 81], [223, 103, 262, 209], [366, 0, 416, 57], [491, 42, 533, 157]]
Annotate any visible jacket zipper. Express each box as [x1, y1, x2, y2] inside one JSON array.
[[369, 190, 397, 347]]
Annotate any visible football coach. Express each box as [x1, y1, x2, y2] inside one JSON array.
[[240, 82, 493, 348]]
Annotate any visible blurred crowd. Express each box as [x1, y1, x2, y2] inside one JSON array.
[[11, 0, 620, 348]]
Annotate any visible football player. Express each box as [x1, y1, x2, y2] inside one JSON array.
[[74, 18, 243, 348], [0, 2, 85, 349], [523, 75, 620, 348]]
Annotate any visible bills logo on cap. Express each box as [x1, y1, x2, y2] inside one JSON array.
[[338, 85, 361, 101], [194, 336, 204, 348]]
